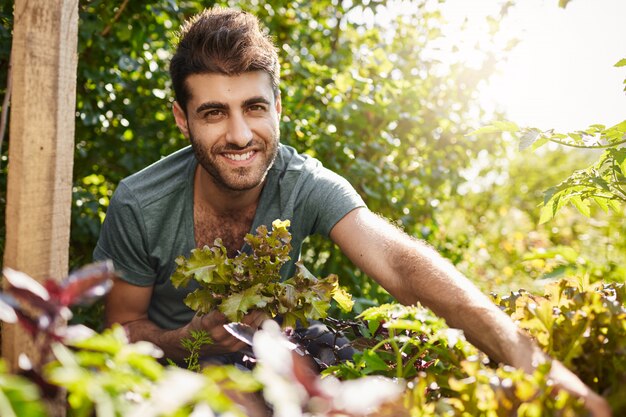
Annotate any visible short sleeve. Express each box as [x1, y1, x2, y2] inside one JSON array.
[[93, 182, 156, 286], [302, 164, 366, 237]]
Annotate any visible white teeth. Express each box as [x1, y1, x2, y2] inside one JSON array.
[[224, 151, 254, 161]]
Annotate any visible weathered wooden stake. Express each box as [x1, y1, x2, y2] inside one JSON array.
[[2, 0, 78, 390]]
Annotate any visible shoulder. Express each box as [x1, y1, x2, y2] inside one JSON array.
[[271, 144, 319, 173], [271, 144, 345, 183], [117, 146, 195, 209], [268, 144, 364, 198]]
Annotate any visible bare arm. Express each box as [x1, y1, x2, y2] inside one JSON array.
[[105, 278, 265, 362], [330, 208, 611, 417]]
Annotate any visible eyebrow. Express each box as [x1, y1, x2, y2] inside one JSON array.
[[242, 96, 271, 107], [195, 101, 227, 114], [194, 96, 272, 115]]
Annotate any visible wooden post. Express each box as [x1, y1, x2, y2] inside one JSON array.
[[2, 0, 78, 377]]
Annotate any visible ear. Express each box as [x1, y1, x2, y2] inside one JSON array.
[[172, 101, 190, 139], [274, 93, 282, 115]]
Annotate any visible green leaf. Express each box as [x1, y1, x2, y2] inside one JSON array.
[[558, 0, 569, 7], [604, 120, 626, 143], [359, 350, 390, 374], [592, 196, 610, 213], [367, 319, 381, 336], [271, 218, 291, 231], [219, 284, 273, 322], [518, 128, 541, 151], [125, 355, 163, 380], [614, 58, 626, 67], [538, 203, 555, 225], [0, 360, 47, 417], [282, 310, 308, 329], [306, 299, 330, 320], [332, 286, 354, 312], [530, 136, 550, 151], [171, 246, 232, 289], [531, 298, 555, 333], [184, 287, 220, 314], [607, 199, 621, 212], [67, 326, 127, 354], [569, 195, 591, 217], [385, 319, 429, 332], [275, 283, 298, 312]]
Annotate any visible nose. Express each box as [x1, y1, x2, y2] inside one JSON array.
[[225, 113, 253, 148]]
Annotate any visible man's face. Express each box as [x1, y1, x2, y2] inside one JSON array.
[[173, 71, 281, 192]]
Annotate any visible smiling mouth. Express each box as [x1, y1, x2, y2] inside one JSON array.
[[223, 151, 255, 161]]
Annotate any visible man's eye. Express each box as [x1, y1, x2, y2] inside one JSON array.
[[248, 104, 267, 112], [204, 110, 225, 119]]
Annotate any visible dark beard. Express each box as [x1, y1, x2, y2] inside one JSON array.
[[189, 132, 279, 192]]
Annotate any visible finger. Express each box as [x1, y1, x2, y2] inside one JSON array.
[[203, 339, 249, 355], [230, 340, 249, 352], [202, 310, 228, 326], [213, 333, 249, 353], [192, 312, 233, 345], [203, 327, 249, 353]]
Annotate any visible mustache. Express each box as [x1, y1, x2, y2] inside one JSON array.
[[215, 140, 262, 152]]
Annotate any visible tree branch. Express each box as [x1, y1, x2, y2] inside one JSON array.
[[548, 137, 626, 149], [101, 0, 130, 37]]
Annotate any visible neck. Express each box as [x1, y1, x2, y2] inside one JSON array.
[[193, 165, 263, 215]]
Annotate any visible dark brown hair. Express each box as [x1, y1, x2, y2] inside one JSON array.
[[170, 7, 280, 113]]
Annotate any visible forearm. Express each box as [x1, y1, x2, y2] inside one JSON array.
[[385, 237, 540, 368], [122, 318, 191, 362]]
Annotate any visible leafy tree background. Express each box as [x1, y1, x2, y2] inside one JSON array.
[[0, 0, 624, 322]]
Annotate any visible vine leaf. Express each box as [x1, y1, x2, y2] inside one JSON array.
[[518, 128, 541, 151]]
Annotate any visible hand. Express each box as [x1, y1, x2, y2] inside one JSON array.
[[186, 310, 268, 355]]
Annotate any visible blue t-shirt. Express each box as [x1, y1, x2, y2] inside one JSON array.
[[94, 144, 365, 329]]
